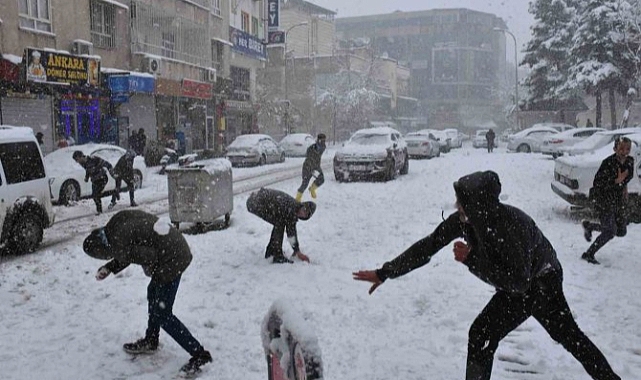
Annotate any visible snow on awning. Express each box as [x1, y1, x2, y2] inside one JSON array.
[[101, 67, 129, 74], [213, 37, 234, 47], [98, 0, 128, 10]]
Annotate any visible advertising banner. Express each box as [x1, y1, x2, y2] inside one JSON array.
[[267, 0, 280, 30], [25, 48, 100, 86], [230, 27, 266, 60], [181, 79, 212, 100]]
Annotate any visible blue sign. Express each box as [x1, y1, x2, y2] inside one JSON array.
[[267, 0, 279, 30], [128, 74, 155, 93], [230, 27, 266, 60], [108, 73, 155, 103]]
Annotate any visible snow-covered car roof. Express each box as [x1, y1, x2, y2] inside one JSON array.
[[511, 125, 559, 137], [532, 122, 576, 130], [229, 134, 273, 147], [280, 133, 313, 142], [44, 144, 126, 174], [0, 125, 37, 140], [558, 133, 641, 168], [564, 127, 641, 154], [544, 127, 605, 140], [353, 126, 402, 136]]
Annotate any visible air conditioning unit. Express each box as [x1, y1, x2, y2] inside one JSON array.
[[72, 40, 93, 55], [143, 57, 161, 75], [207, 68, 217, 83]]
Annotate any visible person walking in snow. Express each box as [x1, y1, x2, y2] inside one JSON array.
[[295, 133, 326, 202], [581, 137, 634, 265], [354, 171, 621, 380], [485, 128, 496, 153], [83, 210, 212, 377], [109, 149, 138, 210], [247, 187, 316, 264], [73, 150, 113, 214]]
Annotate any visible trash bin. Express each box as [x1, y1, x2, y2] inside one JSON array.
[[166, 158, 233, 230]]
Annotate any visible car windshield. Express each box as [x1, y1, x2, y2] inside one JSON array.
[[350, 134, 389, 145], [569, 133, 614, 151], [476, 130, 488, 137], [229, 136, 261, 148]]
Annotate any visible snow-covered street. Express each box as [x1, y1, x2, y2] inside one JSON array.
[[1, 145, 640, 380]]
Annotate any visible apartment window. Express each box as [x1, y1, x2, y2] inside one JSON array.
[[162, 32, 176, 59], [90, 0, 116, 48], [211, 41, 224, 71], [18, 0, 52, 33], [231, 66, 250, 101], [251, 16, 259, 37], [211, 0, 221, 17], [241, 12, 250, 33]]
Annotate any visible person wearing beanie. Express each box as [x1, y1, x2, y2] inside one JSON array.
[[353, 171, 620, 380], [72, 150, 113, 214], [296, 133, 326, 202], [246, 187, 316, 263], [83, 210, 212, 377]]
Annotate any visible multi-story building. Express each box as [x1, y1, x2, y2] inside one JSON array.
[[336, 9, 508, 130]]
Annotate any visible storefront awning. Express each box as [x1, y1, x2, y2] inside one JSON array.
[[1, 54, 22, 84], [213, 37, 234, 47], [97, 0, 128, 10]]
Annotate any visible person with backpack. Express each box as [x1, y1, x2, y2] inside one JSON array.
[[73, 151, 113, 214], [109, 150, 138, 209]]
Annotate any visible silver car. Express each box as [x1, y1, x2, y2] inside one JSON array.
[[405, 131, 441, 158], [225, 134, 285, 167], [279, 133, 314, 157]]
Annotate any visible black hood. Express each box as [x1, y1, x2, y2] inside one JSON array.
[[83, 228, 113, 260], [298, 201, 316, 221], [453, 171, 502, 225]]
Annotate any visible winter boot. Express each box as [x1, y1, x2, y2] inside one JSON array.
[[582, 220, 592, 242], [295, 191, 303, 202], [272, 255, 294, 264], [123, 336, 159, 354], [179, 350, 212, 378], [309, 184, 318, 199], [581, 252, 600, 265], [108, 201, 117, 210], [130, 200, 138, 207]]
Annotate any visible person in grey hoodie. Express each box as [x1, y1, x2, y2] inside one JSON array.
[[247, 187, 316, 264], [353, 171, 620, 380], [83, 210, 212, 377]]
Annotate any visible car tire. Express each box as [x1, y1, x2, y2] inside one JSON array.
[[133, 170, 143, 189], [400, 154, 409, 175], [8, 212, 43, 254], [517, 144, 531, 153], [59, 180, 80, 206]]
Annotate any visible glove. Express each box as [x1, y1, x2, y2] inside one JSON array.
[[95, 266, 111, 281], [292, 251, 310, 263]]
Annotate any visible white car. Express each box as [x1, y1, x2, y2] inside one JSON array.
[[540, 127, 605, 158], [404, 131, 441, 159], [225, 134, 285, 167], [533, 122, 576, 133], [420, 129, 451, 153], [472, 129, 490, 149], [506, 126, 559, 153], [551, 133, 641, 221], [444, 128, 463, 148], [279, 133, 314, 157], [333, 126, 409, 182], [560, 127, 641, 156], [46, 144, 146, 205], [0, 125, 55, 254]]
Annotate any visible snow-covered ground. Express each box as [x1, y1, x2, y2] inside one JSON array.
[[1, 144, 640, 380]]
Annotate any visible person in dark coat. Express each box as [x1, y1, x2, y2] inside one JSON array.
[[247, 187, 316, 263], [73, 150, 113, 214], [582, 137, 634, 264], [137, 128, 147, 156], [109, 150, 138, 209], [586, 118, 594, 128], [354, 171, 621, 380], [485, 129, 496, 153], [296, 133, 326, 202], [83, 210, 212, 377]]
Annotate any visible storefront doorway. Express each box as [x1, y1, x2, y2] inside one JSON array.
[[58, 98, 102, 144]]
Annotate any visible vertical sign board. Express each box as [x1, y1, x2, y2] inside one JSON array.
[[267, 0, 279, 30]]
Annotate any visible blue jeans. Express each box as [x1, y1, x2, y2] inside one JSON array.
[[146, 276, 203, 356]]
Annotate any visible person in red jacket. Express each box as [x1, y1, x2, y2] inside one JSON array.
[[83, 210, 212, 377], [354, 171, 620, 380]]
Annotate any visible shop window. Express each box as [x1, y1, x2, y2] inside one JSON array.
[[241, 12, 250, 33], [90, 0, 116, 48], [18, 0, 52, 33], [0, 142, 46, 184], [230, 66, 250, 101]]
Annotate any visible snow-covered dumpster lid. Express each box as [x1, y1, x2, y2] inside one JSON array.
[[165, 158, 232, 174]]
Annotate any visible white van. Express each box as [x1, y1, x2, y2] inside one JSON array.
[[0, 125, 55, 254]]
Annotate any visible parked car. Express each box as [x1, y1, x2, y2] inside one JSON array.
[[279, 133, 315, 157], [551, 132, 641, 222], [499, 128, 514, 142], [534, 122, 576, 133], [443, 128, 463, 148], [404, 131, 441, 159], [0, 125, 55, 254], [540, 127, 605, 158], [560, 127, 641, 156], [333, 126, 409, 182], [46, 144, 146, 205], [506, 125, 559, 153], [472, 129, 490, 149], [225, 134, 285, 167], [420, 129, 451, 153]]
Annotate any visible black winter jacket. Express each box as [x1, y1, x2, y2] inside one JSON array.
[[376, 171, 561, 294], [591, 153, 634, 209], [302, 142, 325, 171], [82, 156, 113, 183], [113, 151, 135, 179]]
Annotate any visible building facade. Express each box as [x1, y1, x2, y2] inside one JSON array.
[[336, 9, 508, 130]]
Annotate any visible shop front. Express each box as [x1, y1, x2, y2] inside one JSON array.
[[107, 73, 156, 148], [179, 79, 213, 154]]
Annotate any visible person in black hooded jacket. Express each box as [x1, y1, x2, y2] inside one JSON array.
[[246, 187, 316, 263], [353, 171, 620, 380], [109, 149, 138, 209], [73, 150, 113, 214]]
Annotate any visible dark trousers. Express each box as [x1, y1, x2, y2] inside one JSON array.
[[297, 166, 324, 193], [246, 192, 286, 259], [487, 140, 494, 153], [466, 272, 619, 380], [92, 176, 108, 213], [111, 176, 135, 204], [585, 205, 627, 257], [146, 276, 204, 356]]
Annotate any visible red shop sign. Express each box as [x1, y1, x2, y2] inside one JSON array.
[[181, 79, 212, 100]]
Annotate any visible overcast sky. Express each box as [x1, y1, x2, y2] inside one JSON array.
[[312, 0, 534, 62]]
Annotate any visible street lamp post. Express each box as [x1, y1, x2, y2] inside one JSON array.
[[493, 27, 519, 127], [284, 21, 309, 134]]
